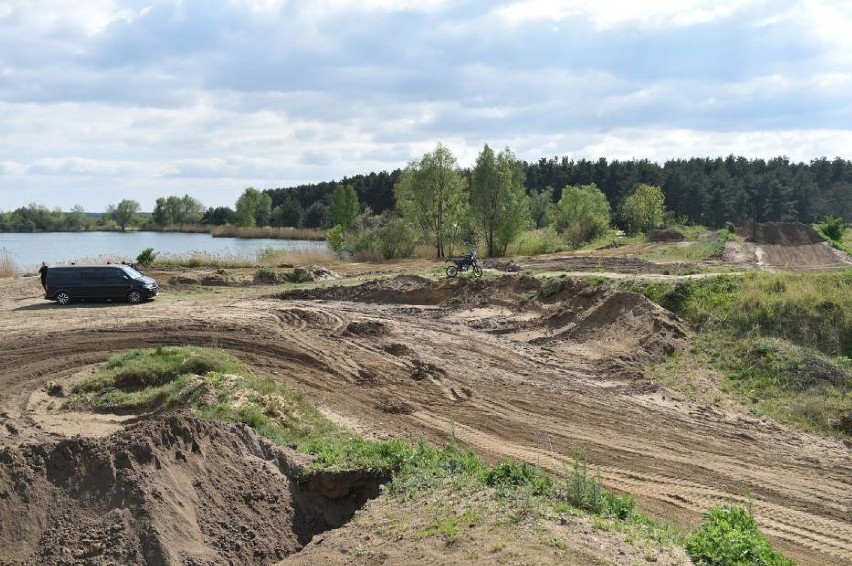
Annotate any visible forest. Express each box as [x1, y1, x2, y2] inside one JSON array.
[[1, 154, 850, 235]]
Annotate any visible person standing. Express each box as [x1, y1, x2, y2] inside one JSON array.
[[38, 262, 48, 290]]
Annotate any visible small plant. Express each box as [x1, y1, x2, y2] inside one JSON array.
[[685, 504, 795, 566], [136, 247, 158, 267]]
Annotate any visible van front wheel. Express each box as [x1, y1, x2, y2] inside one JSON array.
[[55, 291, 72, 306], [127, 290, 143, 304]]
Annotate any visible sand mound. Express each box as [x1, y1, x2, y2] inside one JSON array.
[[0, 415, 385, 565], [647, 229, 686, 242], [281, 274, 539, 307], [284, 275, 687, 366], [737, 222, 825, 245]]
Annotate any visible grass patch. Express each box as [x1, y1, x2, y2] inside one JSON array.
[[686, 504, 795, 566], [694, 334, 850, 435], [625, 271, 852, 357], [625, 272, 851, 435], [641, 230, 730, 262]]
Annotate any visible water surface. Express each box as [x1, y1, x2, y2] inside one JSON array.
[[0, 231, 326, 271]]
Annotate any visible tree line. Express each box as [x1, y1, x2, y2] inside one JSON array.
[[2, 153, 849, 237]]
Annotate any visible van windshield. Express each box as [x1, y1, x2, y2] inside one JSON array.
[[119, 265, 144, 279]]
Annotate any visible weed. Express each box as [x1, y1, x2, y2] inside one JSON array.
[[685, 504, 795, 566]]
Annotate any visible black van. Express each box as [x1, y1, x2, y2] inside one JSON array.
[[44, 265, 159, 305]]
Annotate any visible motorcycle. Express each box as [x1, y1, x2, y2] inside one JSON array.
[[445, 250, 483, 278]]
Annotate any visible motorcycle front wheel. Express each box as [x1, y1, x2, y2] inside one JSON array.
[[446, 265, 459, 277], [473, 264, 483, 277]]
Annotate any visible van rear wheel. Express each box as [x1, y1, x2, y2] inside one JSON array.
[[55, 291, 71, 306], [127, 290, 143, 304]]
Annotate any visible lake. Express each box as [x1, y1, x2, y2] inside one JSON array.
[[0, 232, 328, 271]]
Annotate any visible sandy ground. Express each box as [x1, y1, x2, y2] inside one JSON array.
[[0, 271, 849, 566]]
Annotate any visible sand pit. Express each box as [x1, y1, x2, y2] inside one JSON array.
[[0, 415, 384, 565]]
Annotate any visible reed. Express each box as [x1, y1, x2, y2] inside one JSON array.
[[209, 225, 326, 241], [0, 248, 17, 277], [256, 246, 337, 266]]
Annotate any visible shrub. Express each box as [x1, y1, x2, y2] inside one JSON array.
[[686, 504, 795, 566], [376, 217, 418, 259], [818, 217, 846, 242], [485, 459, 553, 496], [326, 225, 344, 256], [513, 227, 564, 256], [136, 247, 158, 267]]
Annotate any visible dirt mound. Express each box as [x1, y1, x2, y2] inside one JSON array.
[[483, 259, 522, 272], [737, 222, 825, 245], [0, 415, 385, 565], [285, 274, 687, 366], [647, 229, 686, 242], [507, 279, 688, 365], [280, 274, 539, 307]]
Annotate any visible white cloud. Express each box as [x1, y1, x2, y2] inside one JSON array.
[[0, 0, 850, 212], [494, 0, 752, 30]]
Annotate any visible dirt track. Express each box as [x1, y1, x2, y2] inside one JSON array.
[[0, 275, 850, 566]]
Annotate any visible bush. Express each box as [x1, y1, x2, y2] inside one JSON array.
[[376, 217, 418, 259], [818, 217, 846, 242], [686, 504, 795, 566], [514, 227, 564, 255], [136, 247, 158, 267], [326, 225, 344, 256], [485, 459, 553, 496]]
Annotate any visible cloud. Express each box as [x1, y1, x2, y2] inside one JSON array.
[[0, 0, 850, 211]]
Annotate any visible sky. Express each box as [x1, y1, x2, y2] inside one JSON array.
[[1, 0, 851, 212]]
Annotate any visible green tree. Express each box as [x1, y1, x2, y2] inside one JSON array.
[[552, 184, 611, 246], [529, 186, 554, 229], [470, 144, 528, 257], [330, 184, 360, 228], [619, 183, 665, 234], [235, 188, 273, 227], [395, 143, 467, 258], [153, 195, 205, 226], [107, 199, 140, 231], [66, 205, 89, 231]]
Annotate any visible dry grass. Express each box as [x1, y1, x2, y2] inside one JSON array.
[[0, 248, 17, 277], [256, 246, 337, 266], [158, 224, 210, 234], [209, 225, 326, 241]]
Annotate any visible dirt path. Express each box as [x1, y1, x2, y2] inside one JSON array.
[[0, 276, 849, 566]]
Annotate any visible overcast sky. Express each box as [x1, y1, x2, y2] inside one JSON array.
[[1, 0, 851, 212]]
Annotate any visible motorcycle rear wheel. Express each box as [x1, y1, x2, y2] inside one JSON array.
[[446, 265, 459, 277]]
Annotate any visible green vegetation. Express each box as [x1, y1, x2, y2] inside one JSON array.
[[686, 504, 795, 566], [69, 346, 792, 560], [620, 183, 665, 234], [396, 143, 468, 258], [152, 195, 205, 226], [642, 229, 731, 262], [106, 199, 141, 231], [626, 271, 851, 435], [136, 247, 158, 267], [816, 217, 850, 253], [551, 183, 611, 247], [329, 184, 360, 229], [470, 144, 529, 257]]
